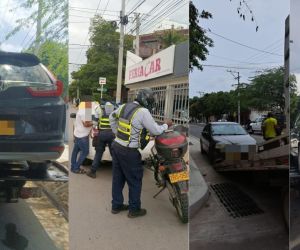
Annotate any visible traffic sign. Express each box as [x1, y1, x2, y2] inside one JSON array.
[[99, 77, 106, 85]]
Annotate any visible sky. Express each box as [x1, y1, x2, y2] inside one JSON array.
[[69, 0, 189, 78], [0, 0, 35, 52], [190, 0, 290, 97], [290, 0, 300, 91]]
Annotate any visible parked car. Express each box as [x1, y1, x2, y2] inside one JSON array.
[[0, 51, 66, 170], [248, 116, 266, 134], [200, 122, 257, 164]]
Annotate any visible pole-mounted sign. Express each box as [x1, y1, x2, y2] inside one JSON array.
[[99, 77, 106, 99]]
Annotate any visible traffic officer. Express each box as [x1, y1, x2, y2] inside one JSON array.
[[86, 101, 115, 178], [262, 112, 278, 140], [109, 88, 172, 218]]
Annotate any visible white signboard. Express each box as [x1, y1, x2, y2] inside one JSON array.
[[99, 77, 106, 85], [125, 45, 175, 85]]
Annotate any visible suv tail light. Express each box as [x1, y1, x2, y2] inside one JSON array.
[[27, 80, 63, 97]]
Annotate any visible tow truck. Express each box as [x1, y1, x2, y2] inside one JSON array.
[[210, 16, 290, 225]]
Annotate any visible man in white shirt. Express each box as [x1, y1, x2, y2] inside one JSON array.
[[70, 103, 93, 173]]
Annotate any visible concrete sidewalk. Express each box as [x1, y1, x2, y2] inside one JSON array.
[[189, 136, 210, 218]]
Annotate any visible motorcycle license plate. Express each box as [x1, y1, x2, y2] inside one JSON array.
[[0, 120, 15, 135], [169, 171, 189, 184]]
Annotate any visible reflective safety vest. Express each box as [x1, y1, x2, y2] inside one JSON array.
[[116, 102, 150, 149], [99, 109, 111, 130]]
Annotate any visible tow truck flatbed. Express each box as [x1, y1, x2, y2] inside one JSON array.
[[214, 134, 289, 172]]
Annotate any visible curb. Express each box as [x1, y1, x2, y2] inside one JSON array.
[[189, 138, 210, 218]]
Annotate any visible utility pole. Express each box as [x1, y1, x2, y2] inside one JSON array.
[[116, 0, 126, 104], [135, 13, 140, 56], [284, 16, 289, 133], [35, 0, 43, 55], [228, 70, 241, 124]]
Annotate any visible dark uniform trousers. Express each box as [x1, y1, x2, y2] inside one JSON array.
[[111, 141, 143, 212], [91, 130, 115, 172]]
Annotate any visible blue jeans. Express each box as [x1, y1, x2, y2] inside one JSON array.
[[91, 130, 114, 172], [111, 141, 143, 212], [71, 136, 89, 172]]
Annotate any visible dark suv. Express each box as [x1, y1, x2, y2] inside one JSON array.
[[0, 52, 66, 169]]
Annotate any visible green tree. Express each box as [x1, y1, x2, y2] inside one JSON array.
[[189, 1, 213, 71], [4, 0, 67, 51], [157, 29, 188, 49], [69, 15, 133, 101], [243, 67, 296, 112], [25, 40, 68, 98]]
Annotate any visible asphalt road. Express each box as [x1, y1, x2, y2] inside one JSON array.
[[68, 105, 188, 250], [189, 124, 288, 250], [0, 200, 58, 250]]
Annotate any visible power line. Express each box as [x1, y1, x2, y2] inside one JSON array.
[[206, 29, 283, 57], [209, 53, 281, 65], [75, 0, 103, 64], [69, 6, 119, 13], [139, 0, 183, 34], [202, 64, 278, 70]]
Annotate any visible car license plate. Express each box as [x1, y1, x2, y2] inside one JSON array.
[[169, 171, 189, 184], [0, 120, 15, 135]]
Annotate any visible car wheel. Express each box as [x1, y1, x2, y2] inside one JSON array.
[[200, 140, 205, 154], [208, 147, 215, 165], [249, 126, 254, 134]]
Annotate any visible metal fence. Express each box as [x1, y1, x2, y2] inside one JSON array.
[[127, 82, 189, 125]]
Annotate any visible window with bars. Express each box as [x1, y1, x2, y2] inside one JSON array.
[[127, 82, 189, 124]]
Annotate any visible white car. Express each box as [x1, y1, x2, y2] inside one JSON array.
[[249, 117, 265, 134]]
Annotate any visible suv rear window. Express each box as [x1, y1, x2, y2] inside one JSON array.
[[0, 53, 52, 85]]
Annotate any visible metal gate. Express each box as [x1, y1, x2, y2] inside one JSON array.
[[127, 82, 189, 125]]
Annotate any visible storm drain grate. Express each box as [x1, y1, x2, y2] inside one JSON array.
[[210, 183, 264, 218]]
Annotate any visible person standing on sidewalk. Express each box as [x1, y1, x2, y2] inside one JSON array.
[[71, 102, 93, 174], [262, 112, 278, 141], [86, 101, 115, 178], [109, 88, 172, 218]]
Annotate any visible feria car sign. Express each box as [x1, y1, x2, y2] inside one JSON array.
[[125, 45, 175, 85]]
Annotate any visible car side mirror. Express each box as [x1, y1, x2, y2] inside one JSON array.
[[70, 113, 76, 118]]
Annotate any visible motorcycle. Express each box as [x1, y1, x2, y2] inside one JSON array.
[[145, 126, 189, 223]]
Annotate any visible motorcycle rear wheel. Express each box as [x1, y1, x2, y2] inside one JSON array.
[[172, 184, 188, 223]]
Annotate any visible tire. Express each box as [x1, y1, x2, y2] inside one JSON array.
[[172, 184, 189, 223], [208, 147, 215, 165], [200, 140, 205, 154], [249, 126, 254, 134]]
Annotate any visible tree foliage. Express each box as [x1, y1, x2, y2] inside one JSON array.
[[157, 29, 187, 49], [242, 67, 296, 112], [189, 1, 213, 71], [69, 15, 133, 101], [190, 67, 294, 121], [25, 40, 68, 98], [5, 0, 67, 48]]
